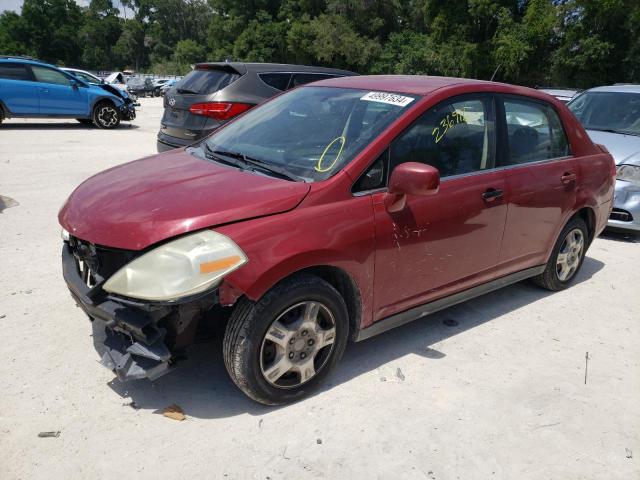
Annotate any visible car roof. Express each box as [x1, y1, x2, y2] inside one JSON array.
[[0, 57, 56, 68], [585, 85, 640, 94], [311, 75, 507, 96], [194, 62, 356, 76]]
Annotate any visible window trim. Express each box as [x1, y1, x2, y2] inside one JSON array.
[[496, 93, 573, 168], [351, 92, 499, 195]]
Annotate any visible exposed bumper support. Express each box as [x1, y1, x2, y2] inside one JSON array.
[[62, 243, 216, 382]]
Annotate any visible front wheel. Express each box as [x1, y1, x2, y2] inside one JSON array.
[[93, 101, 120, 129], [223, 275, 349, 405], [533, 217, 588, 291]]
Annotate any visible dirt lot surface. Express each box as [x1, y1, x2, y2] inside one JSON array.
[[1, 98, 638, 479]]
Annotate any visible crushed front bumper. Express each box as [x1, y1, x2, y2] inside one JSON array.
[[62, 242, 216, 381], [607, 179, 640, 232], [120, 103, 136, 121]]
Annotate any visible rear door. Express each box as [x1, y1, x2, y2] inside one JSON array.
[[0, 62, 39, 115], [161, 66, 240, 143], [30, 65, 87, 116], [497, 95, 576, 270]]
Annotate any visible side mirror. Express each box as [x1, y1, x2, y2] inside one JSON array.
[[383, 162, 440, 213], [70, 79, 79, 89]]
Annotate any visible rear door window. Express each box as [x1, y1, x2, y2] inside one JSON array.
[[31, 66, 72, 86], [259, 73, 291, 91], [289, 73, 338, 89], [0, 62, 32, 81], [500, 97, 570, 165], [390, 96, 496, 177], [175, 68, 239, 95]]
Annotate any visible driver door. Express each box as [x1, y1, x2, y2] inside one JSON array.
[[31, 65, 88, 116], [367, 94, 509, 321]]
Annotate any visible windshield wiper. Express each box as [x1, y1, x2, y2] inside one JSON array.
[[203, 144, 247, 170], [176, 88, 198, 94], [212, 149, 302, 182], [588, 127, 640, 136]]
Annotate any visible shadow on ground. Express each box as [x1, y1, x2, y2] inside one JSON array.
[[600, 228, 638, 243], [108, 256, 605, 419], [1, 122, 139, 130]]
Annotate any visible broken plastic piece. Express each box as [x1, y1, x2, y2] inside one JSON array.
[[163, 404, 186, 421]]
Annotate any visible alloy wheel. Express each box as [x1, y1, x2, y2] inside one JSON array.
[[97, 106, 119, 128], [260, 301, 336, 389], [556, 228, 584, 281]]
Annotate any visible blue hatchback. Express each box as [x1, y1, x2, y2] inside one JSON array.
[[0, 57, 135, 129]]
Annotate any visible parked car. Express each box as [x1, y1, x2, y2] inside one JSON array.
[[103, 71, 136, 101], [151, 78, 171, 96], [159, 79, 178, 96], [537, 87, 580, 104], [0, 56, 135, 128], [157, 62, 357, 152], [60, 76, 615, 405], [568, 85, 640, 232], [127, 76, 154, 98]]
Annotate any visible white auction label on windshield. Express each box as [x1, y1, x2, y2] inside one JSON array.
[[360, 91, 414, 107]]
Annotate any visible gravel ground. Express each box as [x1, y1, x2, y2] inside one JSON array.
[[1, 98, 639, 480]]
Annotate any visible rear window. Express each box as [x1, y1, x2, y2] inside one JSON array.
[[0, 62, 31, 81], [175, 68, 239, 95], [259, 72, 291, 91]]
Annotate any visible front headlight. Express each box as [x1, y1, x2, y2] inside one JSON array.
[[617, 164, 640, 185], [103, 230, 247, 301]]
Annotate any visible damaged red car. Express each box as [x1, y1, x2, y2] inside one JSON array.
[[60, 76, 615, 405]]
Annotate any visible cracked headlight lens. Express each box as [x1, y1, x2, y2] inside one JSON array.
[[103, 230, 247, 301]]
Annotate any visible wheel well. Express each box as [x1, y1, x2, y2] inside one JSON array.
[[93, 97, 116, 112], [574, 207, 596, 245], [295, 266, 362, 342]]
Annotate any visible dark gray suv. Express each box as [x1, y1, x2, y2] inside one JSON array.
[[157, 62, 357, 152]]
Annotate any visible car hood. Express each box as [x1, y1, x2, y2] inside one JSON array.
[[59, 148, 311, 250], [586, 130, 640, 164]]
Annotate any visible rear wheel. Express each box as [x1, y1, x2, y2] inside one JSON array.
[[533, 217, 588, 291], [223, 274, 349, 405], [93, 101, 120, 129]]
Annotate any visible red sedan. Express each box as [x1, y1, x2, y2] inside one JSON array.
[[60, 75, 615, 405]]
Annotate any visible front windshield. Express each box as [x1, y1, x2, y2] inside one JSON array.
[[203, 86, 418, 181], [568, 91, 640, 136]]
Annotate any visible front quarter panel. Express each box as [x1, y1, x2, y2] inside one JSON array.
[[216, 188, 376, 329]]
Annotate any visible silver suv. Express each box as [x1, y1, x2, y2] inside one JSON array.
[[157, 62, 357, 152]]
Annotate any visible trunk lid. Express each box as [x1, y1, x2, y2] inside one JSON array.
[[59, 148, 310, 250]]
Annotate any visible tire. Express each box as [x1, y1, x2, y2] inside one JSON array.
[[223, 274, 349, 405], [76, 118, 93, 125], [533, 217, 588, 291], [93, 101, 120, 129]]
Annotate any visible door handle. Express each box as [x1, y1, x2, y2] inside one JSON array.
[[39, 88, 49, 93], [561, 172, 577, 184], [482, 188, 504, 201]]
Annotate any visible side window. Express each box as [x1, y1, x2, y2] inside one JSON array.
[[353, 149, 388, 193], [289, 73, 337, 89], [0, 63, 32, 81], [259, 73, 291, 91], [390, 97, 495, 177], [501, 98, 570, 165], [31, 66, 72, 86]]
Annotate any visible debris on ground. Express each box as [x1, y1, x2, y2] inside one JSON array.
[[38, 431, 60, 438], [122, 401, 140, 410], [0, 195, 19, 213], [0, 314, 5, 319], [443, 318, 459, 327], [396, 368, 406, 381], [162, 404, 186, 421], [626, 448, 633, 459], [380, 376, 387, 382], [316, 438, 322, 444]]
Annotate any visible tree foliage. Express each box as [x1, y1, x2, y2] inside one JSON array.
[[0, 0, 637, 87]]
